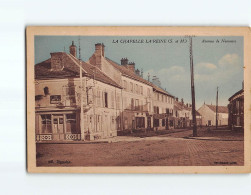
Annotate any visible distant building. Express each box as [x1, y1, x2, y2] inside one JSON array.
[[197, 104, 228, 126], [228, 87, 244, 130]]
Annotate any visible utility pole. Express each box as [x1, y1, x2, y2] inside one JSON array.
[[79, 37, 85, 141], [216, 86, 218, 129], [189, 36, 197, 137]]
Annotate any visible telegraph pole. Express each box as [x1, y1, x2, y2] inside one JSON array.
[[216, 86, 218, 129], [79, 37, 85, 140], [189, 36, 197, 137]]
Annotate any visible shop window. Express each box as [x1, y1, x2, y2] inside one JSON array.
[[41, 114, 52, 133], [44, 87, 49, 96], [136, 117, 145, 128], [170, 120, 174, 127], [154, 119, 159, 127], [66, 114, 78, 133]]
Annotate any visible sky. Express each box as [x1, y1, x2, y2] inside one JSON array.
[[35, 36, 243, 108]]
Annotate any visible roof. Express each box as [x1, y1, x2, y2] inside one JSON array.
[[105, 57, 174, 97], [228, 89, 244, 101], [206, 104, 228, 113], [35, 52, 122, 89]]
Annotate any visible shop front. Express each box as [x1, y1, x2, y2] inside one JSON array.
[[35, 108, 80, 141]]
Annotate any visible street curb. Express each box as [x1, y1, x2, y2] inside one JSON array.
[[183, 137, 243, 142], [36, 141, 109, 144]]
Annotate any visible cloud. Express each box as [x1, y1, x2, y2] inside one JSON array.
[[218, 53, 240, 68], [195, 62, 217, 74]]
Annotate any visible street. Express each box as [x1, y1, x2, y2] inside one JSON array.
[[36, 129, 244, 166]]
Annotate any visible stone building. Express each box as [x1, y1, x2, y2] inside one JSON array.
[[152, 87, 175, 130], [174, 99, 192, 128], [197, 104, 228, 126], [228, 87, 244, 130], [35, 42, 122, 141]]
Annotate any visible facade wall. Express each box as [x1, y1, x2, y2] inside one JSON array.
[[228, 94, 244, 130], [152, 91, 174, 130], [197, 104, 228, 126], [120, 75, 153, 131], [35, 77, 122, 141]]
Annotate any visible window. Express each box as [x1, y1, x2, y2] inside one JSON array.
[[140, 86, 143, 95], [208, 120, 211, 126], [157, 93, 159, 101], [136, 117, 145, 128], [111, 92, 115, 108], [135, 99, 139, 110], [104, 92, 108, 108], [97, 90, 101, 107], [66, 114, 78, 133], [162, 95, 164, 102], [140, 100, 143, 111], [41, 114, 52, 134], [123, 97, 128, 109], [147, 88, 150, 97], [135, 84, 138, 94], [130, 82, 133, 92], [116, 95, 120, 109], [165, 96, 167, 102], [131, 98, 134, 110], [44, 87, 49, 96], [154, 119, 159, 127], [166, 108, 169, 114], [170, 120, 174, 127], [123, 80, 127, 91], [162, 119, 165, 126]]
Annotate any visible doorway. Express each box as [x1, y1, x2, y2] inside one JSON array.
[[53, 114, 64, 140]]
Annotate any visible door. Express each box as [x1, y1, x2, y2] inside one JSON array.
[[53, 114, 65, 140], [147, 117, 151, 130], [166, 118, 169, 130]]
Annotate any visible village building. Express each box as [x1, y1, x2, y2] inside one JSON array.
[[152, 87, 175, 130], [88, 44, 174, 132], [228, 87, 244, 130], [197, 104, 228, 126], [35, 42, 123, 141], [174, 98, 192, 128]]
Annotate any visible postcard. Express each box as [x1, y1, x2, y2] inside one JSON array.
[[26, 26, 251, 173]]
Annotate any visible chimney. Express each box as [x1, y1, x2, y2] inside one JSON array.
[[89, 43, 105, 70], [69, 41, 77, 57], [186, 103, 188, 107], [121, 58, 128, 65], [50, 53, 63, 71], [176, 97, 178, 102], [135, 69, 140, 76], [95, 43, 105, 57], [181, 98, 184, 104], [127, 62, 135, 72]]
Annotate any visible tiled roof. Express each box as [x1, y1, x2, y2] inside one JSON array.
[[35, 53, 122, 89], [206, 104, 228, 113], [105, 57, 174, 97]]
